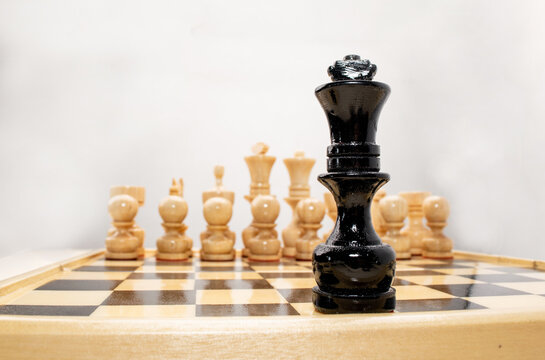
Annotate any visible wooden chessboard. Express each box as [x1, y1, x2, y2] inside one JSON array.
[[1, 250, 545, 359]]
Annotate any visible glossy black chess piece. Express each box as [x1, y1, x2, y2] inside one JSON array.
[[312, 55, 396, 313]]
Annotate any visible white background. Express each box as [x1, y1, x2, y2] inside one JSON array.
[[0, 0, 544, 260]]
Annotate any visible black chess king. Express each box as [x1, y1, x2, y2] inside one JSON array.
[[312, 55, 396, 313]]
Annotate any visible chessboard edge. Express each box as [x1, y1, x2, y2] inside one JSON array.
[[0, 250, 104, 297], [0, 309, 544, 360], [453, 250, 545, 270]]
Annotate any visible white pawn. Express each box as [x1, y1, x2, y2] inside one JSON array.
[[156, 195, 189, 261], [201, 197, 235, 261], [422, 196, 453, 259], [379, 195, 411, 260], [109, 186, 146, 257], [105, 194, 140, 259], [248, 195, 282, 262], [295, 198, 326, 260]]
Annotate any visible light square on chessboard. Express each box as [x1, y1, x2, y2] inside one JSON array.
[[432, 268, 504, 275], [195, 266, 252, 272], [395, 263, 426, 271], [517, 272, 545, 281], [75, 265, 140, 272], [486, 266, 539, 273], [395, 270, 443, 276], [196, 272, 263, 280], [458, 273, 541, 283], [196, 289, 287, 305], [91, 305, 196, 318], [199, 261, 243, 267], [396, 275, 483, 286], [9, 290, 112, 306], [137, 265, 194, 273], [266, 278, 317, 289], [128, 272, 193, 280], [494, 281, 545, 295], [393, 285, 454, 300], [114, 279, 195, 291], [55, 271, 132, 280], [195, 304, 298, 317], [250, 265, 311, 273], [462, 295, 545, 310], [87, 259, 145, 267], [402, 259, 449, 266]]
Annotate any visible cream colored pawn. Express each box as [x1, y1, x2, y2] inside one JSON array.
[[201, 197, 235, 261], [105, 195, 140, 260], [379, 195, 411, 260], [156, 195, 189, 261], [422, 196, 453, 259], [109, 186, 146, 257], [248, 195, 282, 262], [371, 188, 387, 238], [201, 166, 236, 244], [322, 193, 337, 241], [295, 198, 326, 260], [399, 191, 431, 256]]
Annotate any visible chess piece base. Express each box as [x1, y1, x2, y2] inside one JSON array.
[[137, 247, 146, 258], [201, 250, 235, 261], [105, 251, 138, 260], [249, 250, 281, 262], [296, 252, 312, 261], [156, 252, 188, 261], [396, 251, 412, 260], [312, 286, 396, 314], [411, 248, 423, 256], [186, 250, 193, 258], [283, 247, 296, 257], [423, 251, 454, 259], [242, 248, 250, 257]]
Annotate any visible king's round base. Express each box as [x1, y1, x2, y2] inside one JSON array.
[[156, 252, 188, 261], [248, 250, 282, 262], [312, 286, 396, 314], [295, 252, 312, 261], [201, 250, 235, 261], [396, 251, 412, 260], [411, 248, 423, 256], [282, 247, 296, 257], [105, 251, 138, 260]]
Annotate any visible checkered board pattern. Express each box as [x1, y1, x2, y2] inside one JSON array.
[[2, 254, 545, 318]]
